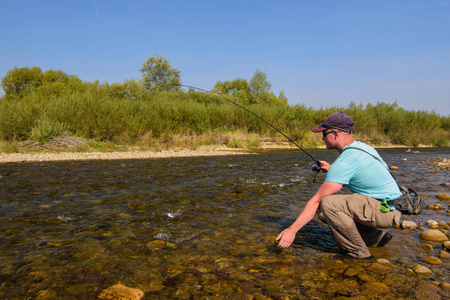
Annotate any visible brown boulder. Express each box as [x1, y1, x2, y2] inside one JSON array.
[[98, 283, 144, 300]]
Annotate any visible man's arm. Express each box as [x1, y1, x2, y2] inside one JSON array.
[[276, 181, 343, 249]]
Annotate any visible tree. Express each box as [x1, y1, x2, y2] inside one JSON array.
[[213, 78, 253, 105], [140, 53, 181, 91], [1, 66, 43, 98], [249, 69, 271, 96], [212, 69, 287, 106]]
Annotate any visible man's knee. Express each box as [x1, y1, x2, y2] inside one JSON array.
[[321, 195, 337, 213]]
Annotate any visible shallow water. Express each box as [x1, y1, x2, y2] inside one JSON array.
[[0, 148, 449, 299]]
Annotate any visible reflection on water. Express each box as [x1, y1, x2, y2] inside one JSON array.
[[0, 148, 449, 299]]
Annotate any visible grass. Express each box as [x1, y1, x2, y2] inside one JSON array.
[[0, 89, 449, 153]]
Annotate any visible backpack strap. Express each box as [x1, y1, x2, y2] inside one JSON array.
[[342, 146, 397, 181]]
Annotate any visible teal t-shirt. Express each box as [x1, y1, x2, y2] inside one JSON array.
[[325, 141, 402, 200]]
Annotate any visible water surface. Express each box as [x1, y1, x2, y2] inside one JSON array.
[[0, 148, 449, 299]]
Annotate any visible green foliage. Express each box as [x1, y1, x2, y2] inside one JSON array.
[[213, 70, 288, 106], [1, 66, 44, 98], [249, 69, 271, 96], [0, 65, 448, 149], [140, 53, 181, 91], [30, 116, 68, 144]]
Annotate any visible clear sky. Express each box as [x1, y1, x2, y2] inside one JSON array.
[[1, 0, 449, 116]]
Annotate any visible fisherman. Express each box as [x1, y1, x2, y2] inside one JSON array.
[[276, 112, 402, 258]]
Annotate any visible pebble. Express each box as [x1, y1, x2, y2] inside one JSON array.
[[98, 284, 144, 300], [376, 258, 392, 266], [343, 268, 359, 277], [439, 250, 450, 259], [390, 166, 398, 170], [357, 274, 375, 282], [419, 229, 449, 242], [369, 263, 391, 275], [438, 221, 449, 229], [423, 256, 442, 265], [361, 282, 390, 294], [441, 282, 450, 289], [437, 193, 450, 200], [401, 221, 417, 229], [426, 204, 444, 210], [422, 244, 434, 252], [444, 241, 450, 251], [427, 220, 439, 229], [412, 264, 433, 275], [146, 240, 176, 251]]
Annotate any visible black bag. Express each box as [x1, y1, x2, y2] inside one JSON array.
[[393, 186, 423, 215]]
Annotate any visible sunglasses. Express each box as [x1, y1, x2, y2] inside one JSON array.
[[322, 130, 335, 138]]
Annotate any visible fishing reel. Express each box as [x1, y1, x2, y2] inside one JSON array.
[[309, 162, 321, 173], [309, 162, 321, 183]]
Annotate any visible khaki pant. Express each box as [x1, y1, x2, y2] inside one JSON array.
[[318, 193, 401, 258]]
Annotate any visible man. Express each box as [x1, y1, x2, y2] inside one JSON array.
[[276, 112, 402, 258]]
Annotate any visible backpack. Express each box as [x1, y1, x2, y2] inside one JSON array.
[[393, 186, 423, 215]]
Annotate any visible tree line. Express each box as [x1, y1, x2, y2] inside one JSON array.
[[1, 53, 288, 106], [0, 54, 449, 149]]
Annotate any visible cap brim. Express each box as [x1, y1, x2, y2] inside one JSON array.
[[311, 125, 327, 132]]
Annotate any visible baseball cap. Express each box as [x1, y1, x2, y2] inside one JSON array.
[[311, 112, 354, 132]]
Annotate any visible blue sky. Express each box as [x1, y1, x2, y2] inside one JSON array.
[[1, 0, 449, 116]]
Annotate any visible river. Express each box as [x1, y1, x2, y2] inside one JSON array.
[[0, 148, 449, 299]]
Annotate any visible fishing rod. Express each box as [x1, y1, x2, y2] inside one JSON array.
[[149, 84, 322, 177]]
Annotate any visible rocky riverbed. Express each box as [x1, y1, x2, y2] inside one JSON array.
[[0, 147, 448, 299]]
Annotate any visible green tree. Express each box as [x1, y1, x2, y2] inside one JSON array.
[[249, 69, 271, 96], [1, 66, 43, 98], [213, 78, 253, 105], [36, 69, 77, 97], [140, 53, 181, 91], [276, 90, 289, 106]]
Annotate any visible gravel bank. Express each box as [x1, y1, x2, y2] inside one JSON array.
[[0, 148, 250, 163]]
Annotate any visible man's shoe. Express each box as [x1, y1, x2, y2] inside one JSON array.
[[376, 232, 393, 247]]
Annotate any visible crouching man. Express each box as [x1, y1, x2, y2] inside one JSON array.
[[276, 112, 401, 258]]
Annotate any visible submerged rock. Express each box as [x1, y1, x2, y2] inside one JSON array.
[[422, 243, 434, 252], [369, 263, 391, 275], [419, 229, 449, 242], [424, 256, 442, 265], [426, 220, 439, 229], [146, 239, 176, 251], [426, 204, 444, 210], [439, 250, 450, 259], [412, 264, 433, 275], [98, 283, 144, 300], [438, 221, 450, 229], [361, 282, 390, 295], [437, 193, 450, 200], [444, 241, 450, 251]]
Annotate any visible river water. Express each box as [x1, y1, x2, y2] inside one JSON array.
[[0, 148, 449, 299]]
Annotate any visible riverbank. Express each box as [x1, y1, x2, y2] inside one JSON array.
[[0, 146, 253, 163], [0, 139, 436, 163]]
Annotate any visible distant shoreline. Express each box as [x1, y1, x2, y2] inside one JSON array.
[[0, 147, 250, 163], [0, 143, 433, 163]]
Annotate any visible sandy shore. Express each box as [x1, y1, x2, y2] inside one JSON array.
[[0, 147, 253, 163], [0, 141, 434, 163]]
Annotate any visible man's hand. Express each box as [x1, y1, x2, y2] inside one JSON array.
[[319, 160, 331, 172], [276, 228, 297, 249]]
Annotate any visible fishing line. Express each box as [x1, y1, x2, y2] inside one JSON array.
[[149, 84, 322, 177]]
